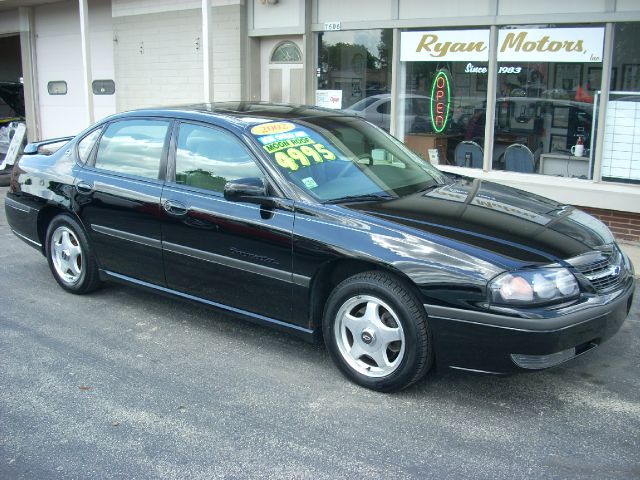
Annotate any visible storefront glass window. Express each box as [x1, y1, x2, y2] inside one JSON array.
[[602, 23, 640, 184], [492, 26, 604, 178], [399, 29, 490, 168], [402, 59, 489, 167], [317, 30, 392, 125]]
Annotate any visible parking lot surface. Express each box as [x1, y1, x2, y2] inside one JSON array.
[[0, 186, 639, 479]]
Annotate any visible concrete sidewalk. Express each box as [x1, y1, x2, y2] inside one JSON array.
[[620, 241, 640, 278]]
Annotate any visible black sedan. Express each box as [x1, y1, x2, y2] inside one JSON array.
[[5, 103, 635, 392]]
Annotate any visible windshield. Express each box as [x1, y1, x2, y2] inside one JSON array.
[[247, 115, 449, 202]]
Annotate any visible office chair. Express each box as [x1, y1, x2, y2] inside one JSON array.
[[454, 140, 483, 168], [503, 143, 535, 173]]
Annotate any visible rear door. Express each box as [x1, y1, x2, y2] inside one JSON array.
[[74, 117, 171, 285], [160, 121, 295, 323]]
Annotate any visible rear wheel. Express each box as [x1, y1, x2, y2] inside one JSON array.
[[46, 215, 101, 294], [323, 271, 432, 392]]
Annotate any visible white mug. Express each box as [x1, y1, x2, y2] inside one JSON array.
[[571, 144, 584, 157]]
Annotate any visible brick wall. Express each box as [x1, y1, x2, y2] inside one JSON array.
[[581, 207, 640, 243], [113, 5, 242, 111], [113, 9, 204, 111]]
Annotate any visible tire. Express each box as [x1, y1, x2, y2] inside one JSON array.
[[322, 271, 433, 392], [45, 214, 101, 294]]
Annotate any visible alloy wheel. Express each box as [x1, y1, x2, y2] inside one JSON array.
[[50, 226, 83, 286], [333, 294, 406, 378]]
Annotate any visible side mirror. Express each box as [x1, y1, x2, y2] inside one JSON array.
[[223, 177, 269, 203]]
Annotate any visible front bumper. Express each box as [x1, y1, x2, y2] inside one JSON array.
[[426, 276, 635, 374]]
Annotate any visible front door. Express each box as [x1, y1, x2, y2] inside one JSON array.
[[160, 121, 295, 323], [261, 38, 304, 104]]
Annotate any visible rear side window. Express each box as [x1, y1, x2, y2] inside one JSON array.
[[77, 128, 102, 164], [174, 123, 263, 193], [94, 119, 170, 179], [376, 101, 390, 114]]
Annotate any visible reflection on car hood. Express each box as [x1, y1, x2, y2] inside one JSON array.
[[344, 177, 614, 264]]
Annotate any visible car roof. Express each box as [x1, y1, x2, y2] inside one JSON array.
[[113, 102, 356, 131]]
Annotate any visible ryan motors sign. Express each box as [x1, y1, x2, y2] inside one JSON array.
[[401, 27, 604, 63]]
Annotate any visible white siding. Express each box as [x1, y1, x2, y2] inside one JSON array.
[[497, 0, 609, 15], [0, 9, 19, 35], [112, 0, 240, 17], [399, 0, 492, 19], [212, 4, 242, 101], [252, 0, 301, 30], [316, 0, 638, 22], [617, 0, 640, 12], [113, 9, 204, 110], [317, 0, 395, 23]]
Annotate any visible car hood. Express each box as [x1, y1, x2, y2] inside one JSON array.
[[344, 177, 615, 265]]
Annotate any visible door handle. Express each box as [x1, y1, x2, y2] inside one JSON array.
[[76, 181, 94, 194], [163, 199, 188, 216]]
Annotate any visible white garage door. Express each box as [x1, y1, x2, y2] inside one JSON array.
[[35, 0, 115, 139]]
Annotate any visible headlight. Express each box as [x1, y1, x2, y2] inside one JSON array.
[[489, 268, 580, 306]]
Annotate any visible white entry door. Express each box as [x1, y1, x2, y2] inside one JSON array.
[[260, 37, 304, 104]]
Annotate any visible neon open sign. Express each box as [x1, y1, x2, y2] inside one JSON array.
[[430, 70, 451, 133]]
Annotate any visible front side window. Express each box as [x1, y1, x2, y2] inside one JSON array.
[[174, 123, 264, 193], [94, 119, 169, 179], [248, 117, 448, 202]]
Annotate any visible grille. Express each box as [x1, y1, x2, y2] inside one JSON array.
[[570, 247, 624, 293]]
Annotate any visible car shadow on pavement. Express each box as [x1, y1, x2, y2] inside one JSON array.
[[91, 280, 639, 407]]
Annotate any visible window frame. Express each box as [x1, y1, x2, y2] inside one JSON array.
[[87, 117, 174, 183], [166, 120, 270, 197], [75, 125, 105, 166], [269, 40, 303, 64]]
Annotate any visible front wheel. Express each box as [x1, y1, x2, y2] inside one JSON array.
[[46, 214, 101, 294], [323, 271, 433, 392]]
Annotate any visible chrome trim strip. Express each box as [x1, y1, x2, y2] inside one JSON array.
[[101, 269, 315, 336], [163, 241, 304, 285], [5, 197, 34, 214], [162, 184, 295, 221], [11, 229, 42, 248], [292, 273, 311, 288], [448, 366, 502, 375], [91, 224, 161, 249], [585, 265, 620, 281]]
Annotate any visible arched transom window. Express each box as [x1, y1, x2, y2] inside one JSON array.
[[270, 41, 302, 63]]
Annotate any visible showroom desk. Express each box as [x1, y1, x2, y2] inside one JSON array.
[[539, 153, 590, 178]]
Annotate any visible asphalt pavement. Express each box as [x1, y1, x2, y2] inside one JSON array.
[[0, 185, 639, 480]]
